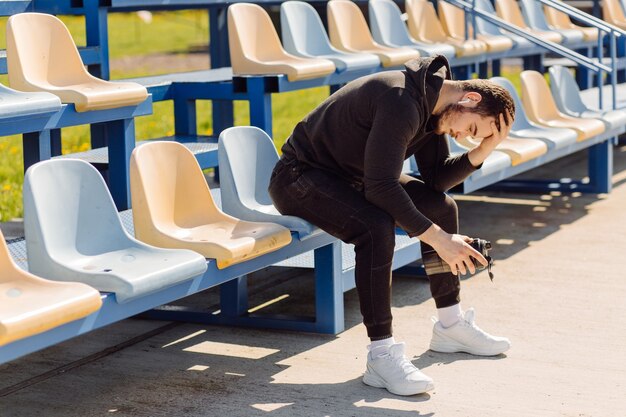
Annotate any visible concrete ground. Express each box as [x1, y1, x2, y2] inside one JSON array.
[[1, 146, 626, 417]]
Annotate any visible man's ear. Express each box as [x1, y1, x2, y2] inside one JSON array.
[[458, 92, 482, 107]]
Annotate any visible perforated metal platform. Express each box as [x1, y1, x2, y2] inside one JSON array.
[[54, 137, 218, 164]]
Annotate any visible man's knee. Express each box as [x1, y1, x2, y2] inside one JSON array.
[[346, 206, 396, 249]]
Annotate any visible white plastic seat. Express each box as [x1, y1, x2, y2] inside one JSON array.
[[6, 13, 148, 112], [519, 0, 584, 44], [368, 0, 456, 58], [474, 0, 536, 51], [0, 229, 102, 347], [218, 126, 316, 237], [327, 0, 420, 67], [490, 76, 578, 150], [280, 1, 380, 72], [548, 65, 626, 133], [23, 159, 208, 304], [0, 83, 61, 119]]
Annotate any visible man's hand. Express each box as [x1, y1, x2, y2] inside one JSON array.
[[468, 111, 513, 167], [419, 225, 488, 275]]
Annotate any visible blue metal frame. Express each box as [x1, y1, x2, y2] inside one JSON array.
[[0, 224, 422, 364], [0, 97, 153, 210]]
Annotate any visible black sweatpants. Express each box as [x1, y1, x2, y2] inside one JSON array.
[[268, 157, 460, 340]]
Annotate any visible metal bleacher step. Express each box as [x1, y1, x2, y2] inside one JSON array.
[[54, 135, 219, 169]]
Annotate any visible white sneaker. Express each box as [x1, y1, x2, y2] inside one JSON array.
[[429, 308, 511, 356], [363, 342, 434, 396]]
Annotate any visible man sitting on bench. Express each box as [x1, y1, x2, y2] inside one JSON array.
[[269, 55, 514, 396]]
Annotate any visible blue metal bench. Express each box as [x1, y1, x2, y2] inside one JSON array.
[[0, 204, 422, 364]]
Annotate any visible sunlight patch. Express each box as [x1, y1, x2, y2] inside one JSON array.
[[184, 341, 279, 359], [251, 403, 294, 412], [354, 398, 422, 411], [187, 365, 209, 371], [162, 330, 206, 348]]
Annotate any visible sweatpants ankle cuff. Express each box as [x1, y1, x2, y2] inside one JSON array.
[[434, 292, 461, 309]]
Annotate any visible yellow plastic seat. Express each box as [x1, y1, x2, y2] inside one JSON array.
[[457, 136, 547, 166], [520, 70, 606, 141], [6, 13, 148, 112], [544, 1, 598, 42], [406, 0, 487, 57], [327, 0, 420, 67], [227, 3, 335, 81], [602, 0, 626, 30], [130, 141, 292, 269], [495, 0, 563, 44], [0, 230, 102, 346], [437, 1, 513, 53]]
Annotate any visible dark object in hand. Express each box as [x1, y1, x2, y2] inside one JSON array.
[[422, 238, 494, 280]]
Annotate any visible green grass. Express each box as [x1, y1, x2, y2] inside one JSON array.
[[0, 10, 520, 221]]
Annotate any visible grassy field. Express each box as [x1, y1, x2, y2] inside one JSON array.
[[0, 11, 329, 220], [0, 10, 520, 221]]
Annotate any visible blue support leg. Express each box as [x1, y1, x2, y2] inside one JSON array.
[[219, 276, 249, 316], [84, 1, 109, 79], [22, 130, 52, 172], [492, 59, 501, 77], [174, 98, 197, 136], [313, 241, 344, 334], [90, 123, 107, 149], [247, 77, 272, 137], [50, 128, 62, 157], [105, 119, 136, 210], [588, 139, 613, 193]]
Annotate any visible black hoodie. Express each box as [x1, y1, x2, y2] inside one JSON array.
[[281, 55, 478, 237]]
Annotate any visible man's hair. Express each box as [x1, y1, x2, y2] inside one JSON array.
[[456, 79, 515, 129]]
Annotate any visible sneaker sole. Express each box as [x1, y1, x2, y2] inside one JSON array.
[[362, 372, 434, 396], [429, 339, 510, 356]]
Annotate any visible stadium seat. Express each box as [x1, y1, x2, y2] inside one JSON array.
[[0, 230, 102, 346], [368, 0, 457, 58], [495, 0, 563, 43], [23, 159, 208, 303], [456, 134, 547, 166], [520, 70, 606, 141], [0, 83, 61, 119], [227, 3, 335, 81], [519, 0, 584, 44], [218, 126, 316, 237], [543, 0, 598, 42], [490, 76, 578, 150], [405, 0, 487, 58], [327, 0, 420, 67], [280, 1, 380, 72], [448, 137, 513, 176], [474, 0, 536, 51], [130, 141, 292, 269], [602, 0, 626, 30], [548, 65, 626, 133], [6, 13, 148, 112], [437, 0, 513, 53]]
